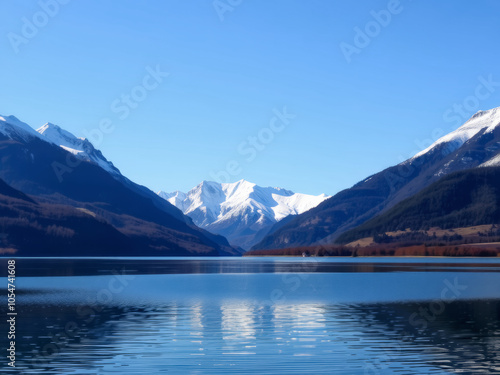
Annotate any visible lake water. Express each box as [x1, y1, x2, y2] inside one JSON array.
[[1, 257, 500, 374]]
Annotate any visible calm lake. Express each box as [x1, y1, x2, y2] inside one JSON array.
[[1, 257, 500, 374]]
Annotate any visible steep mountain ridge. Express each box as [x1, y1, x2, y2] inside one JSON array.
[[254, 106, 500, 250], [0, 114, 236, 256], [0, 115, 43, 141], [37, 123, 120, 175], [412, 108, 500, 159]]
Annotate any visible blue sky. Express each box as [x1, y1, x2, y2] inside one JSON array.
[[1, 0, 500, 195]]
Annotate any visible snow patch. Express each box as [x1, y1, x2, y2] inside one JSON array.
[[480, 153, 500, 167]]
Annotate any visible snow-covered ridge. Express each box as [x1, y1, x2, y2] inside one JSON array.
[[0, 115, 43, 141], [37, 123, 120, 175], [158, 179, 329, 230], [1, 114, 120, 176], [412, 107, 500, 160]]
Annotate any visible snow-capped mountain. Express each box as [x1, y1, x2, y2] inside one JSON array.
[[0, 113, 235, 256], [37, 122, 120, 175], [408, 106, 500, 178], [255, 106, 500, 250], [159, 190, 188, 212], [0, 115, 120, 176], [0, 115, 43, 141], [412, 107, 500, 160], [158, 180, 330, 249]]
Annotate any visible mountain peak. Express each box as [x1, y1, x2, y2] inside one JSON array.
[[412, 105, 500, 160], [158, 180, 330, 249], [36, 121, 120, 175], [0, 114, 43, 141], [200, 180, 221, 187], [255, 106, 500, 251], [40, 122, 60, 129], [1, 114, 22, 124], [0, 116, 121, 176], [37, 122, 84, 143], [470, 107, 499, 120]]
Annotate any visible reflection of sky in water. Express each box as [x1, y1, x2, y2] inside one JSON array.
[[2, 258, 500, 374], [14, 271, 500, 306]]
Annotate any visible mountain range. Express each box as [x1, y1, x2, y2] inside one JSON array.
[[253, 107, 500, 250], [0, 115, 236, 256], [158, 180, 329, 249], [1, 105, 500, 256]]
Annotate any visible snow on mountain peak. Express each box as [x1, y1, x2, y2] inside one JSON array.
[[0, 114, 43, 141], [38, 122, 85, 147], [157, 180, 330, 248], [412, 106, 500, 160], [1, 113, 120, 176], [37, 122, 120, 175], [158, 190, 187, 211]]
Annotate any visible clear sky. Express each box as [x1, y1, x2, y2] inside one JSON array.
[[1, 0, 500, 195]]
